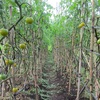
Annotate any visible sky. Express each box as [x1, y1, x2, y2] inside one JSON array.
[[47, 0, 61, 15], [47, 0, 61, 9]]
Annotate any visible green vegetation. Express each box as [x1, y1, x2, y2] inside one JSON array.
[[0, 0, 100, 100]]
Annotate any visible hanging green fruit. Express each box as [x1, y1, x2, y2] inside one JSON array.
[[0, 28, 8, 37], [25, 17, 33, 24]]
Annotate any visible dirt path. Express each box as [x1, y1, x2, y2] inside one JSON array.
[[44, 56, 88, 100], [43, 54, 75, 100], [44, 54, 89, 100]]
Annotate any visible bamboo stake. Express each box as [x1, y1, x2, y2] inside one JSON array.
[[10, 6, 15, 88], [76, 0, 84, 99], [89, 0, 95, 100]]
